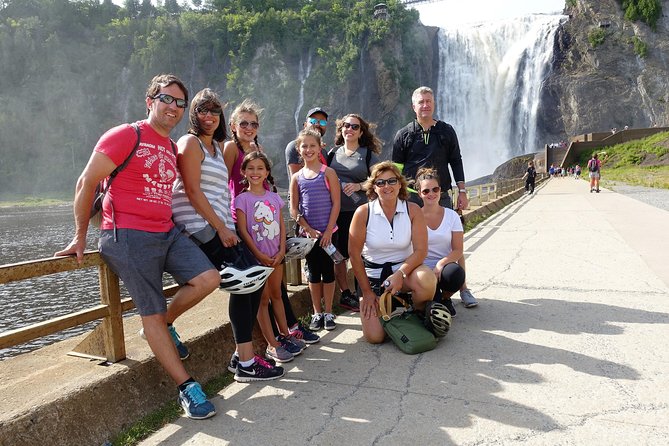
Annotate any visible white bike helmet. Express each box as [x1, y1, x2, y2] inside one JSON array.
[[218, 244, 273, 294], [220, 264, 273, 294], [285, 237, 317, 260], [424, 301, 452, 337]]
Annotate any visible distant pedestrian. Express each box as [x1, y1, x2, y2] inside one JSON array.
[[522, 160, 536, 194], [588, 153, 601, 193]]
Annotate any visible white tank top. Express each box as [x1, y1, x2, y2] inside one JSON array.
[[362, 199, 413, 279]]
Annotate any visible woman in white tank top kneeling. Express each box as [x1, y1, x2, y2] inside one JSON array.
[[348, 161, 437, 343]]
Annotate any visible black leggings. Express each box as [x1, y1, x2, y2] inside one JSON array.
[[269, 281, 299, 337], [525, 178, 535, 193], [433, 262, 466, 302], [305, 241, 335, 283], [229, 288, 262, 343], [197, 236, 262, 344]]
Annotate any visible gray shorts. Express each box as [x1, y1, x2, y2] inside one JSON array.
[[99, 226, 215, 316], [589, 172, 600, 179]]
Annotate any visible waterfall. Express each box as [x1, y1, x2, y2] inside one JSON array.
[[435, 14, 566, 180], [294, 51, 313, 134]]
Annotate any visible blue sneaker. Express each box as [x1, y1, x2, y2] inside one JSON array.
[[459, 289, 478, 308], [178, 382, 216, 420], [168, 325, 190, 360], [278, 336, 303, 356], [138, 325, 189, 360], [289, 323, 320, 344]]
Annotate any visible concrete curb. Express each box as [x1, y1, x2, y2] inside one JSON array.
[[0, 287, 314, 446]]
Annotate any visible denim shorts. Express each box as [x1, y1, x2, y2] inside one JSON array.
[[99, 226, 215, 316]]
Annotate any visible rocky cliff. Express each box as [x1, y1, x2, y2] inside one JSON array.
[[544, 0, 669, 141], [247, 21, 437, 188]]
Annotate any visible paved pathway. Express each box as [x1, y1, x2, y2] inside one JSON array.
[[141, 179, 669, 445]]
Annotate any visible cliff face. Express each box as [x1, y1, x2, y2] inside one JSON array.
[[544, 0, 669, 140], [243, 20, 436, 187]]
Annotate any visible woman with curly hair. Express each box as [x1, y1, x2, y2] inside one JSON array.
[[326, 114, 382, 311]]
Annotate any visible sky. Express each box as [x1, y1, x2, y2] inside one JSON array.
[[413, 0, 566, 26]]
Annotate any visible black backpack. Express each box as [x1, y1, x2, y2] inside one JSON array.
[[588, 159, 598, 172]]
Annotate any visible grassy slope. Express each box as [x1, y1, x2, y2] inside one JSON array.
[[577, 131, 669, 189]]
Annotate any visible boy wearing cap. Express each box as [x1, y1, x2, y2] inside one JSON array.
[[285, 107, 329, 178]]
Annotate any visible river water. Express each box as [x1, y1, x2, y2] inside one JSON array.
[[0, 205, 111, 359]]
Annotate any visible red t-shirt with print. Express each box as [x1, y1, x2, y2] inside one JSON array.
[[95, 120, 176, 232]]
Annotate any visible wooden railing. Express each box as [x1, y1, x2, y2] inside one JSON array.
[[0, 252, 179, 363]]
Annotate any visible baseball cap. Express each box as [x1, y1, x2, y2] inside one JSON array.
[[306, 107, 328, 120]]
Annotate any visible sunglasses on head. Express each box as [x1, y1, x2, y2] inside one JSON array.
[[238, 120, 259, 129], [374, 177, 399, 187], [196, 107, 222, 117], [308, 117, 327, 127], [151, 93, 187, 108], [421, 186, 441, 195], [343, 122, 361, 131]]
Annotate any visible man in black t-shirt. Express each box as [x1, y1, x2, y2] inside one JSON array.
[[392, 86, 477, 309], [392, 86, 468, 211]]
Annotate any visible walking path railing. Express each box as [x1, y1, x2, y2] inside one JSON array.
[[0, 176, 532, 363], [0, 253, 179, 363]]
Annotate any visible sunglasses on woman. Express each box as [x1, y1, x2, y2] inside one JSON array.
[[151, 94, 187, 108], [342, 122, 361, 131], [374, 177, 399, 187], [421, 186, 441, 195], [196, 107, 222, 117], [238, 120, 259, 129]]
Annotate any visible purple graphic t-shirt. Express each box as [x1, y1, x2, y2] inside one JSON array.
[[234, 190, 285, 257]]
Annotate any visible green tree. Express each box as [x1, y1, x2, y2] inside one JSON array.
[[620, 0, 662, 29]]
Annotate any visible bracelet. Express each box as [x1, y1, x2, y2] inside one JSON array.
[[397, 269, 407, 280], [458, 189, 467, 193]]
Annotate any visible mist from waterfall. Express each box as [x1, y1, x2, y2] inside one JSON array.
[[431, 14, 565, 180]]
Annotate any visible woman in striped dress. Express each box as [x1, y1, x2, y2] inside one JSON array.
[[172, 88, 283, 382]]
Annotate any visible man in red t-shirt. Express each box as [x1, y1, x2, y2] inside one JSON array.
[[56, 74, 219, 420]]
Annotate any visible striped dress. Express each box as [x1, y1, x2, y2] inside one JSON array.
[[172, 139, 235, 234]]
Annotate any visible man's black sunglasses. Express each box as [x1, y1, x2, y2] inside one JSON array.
[[151, 94, 187, 109]]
